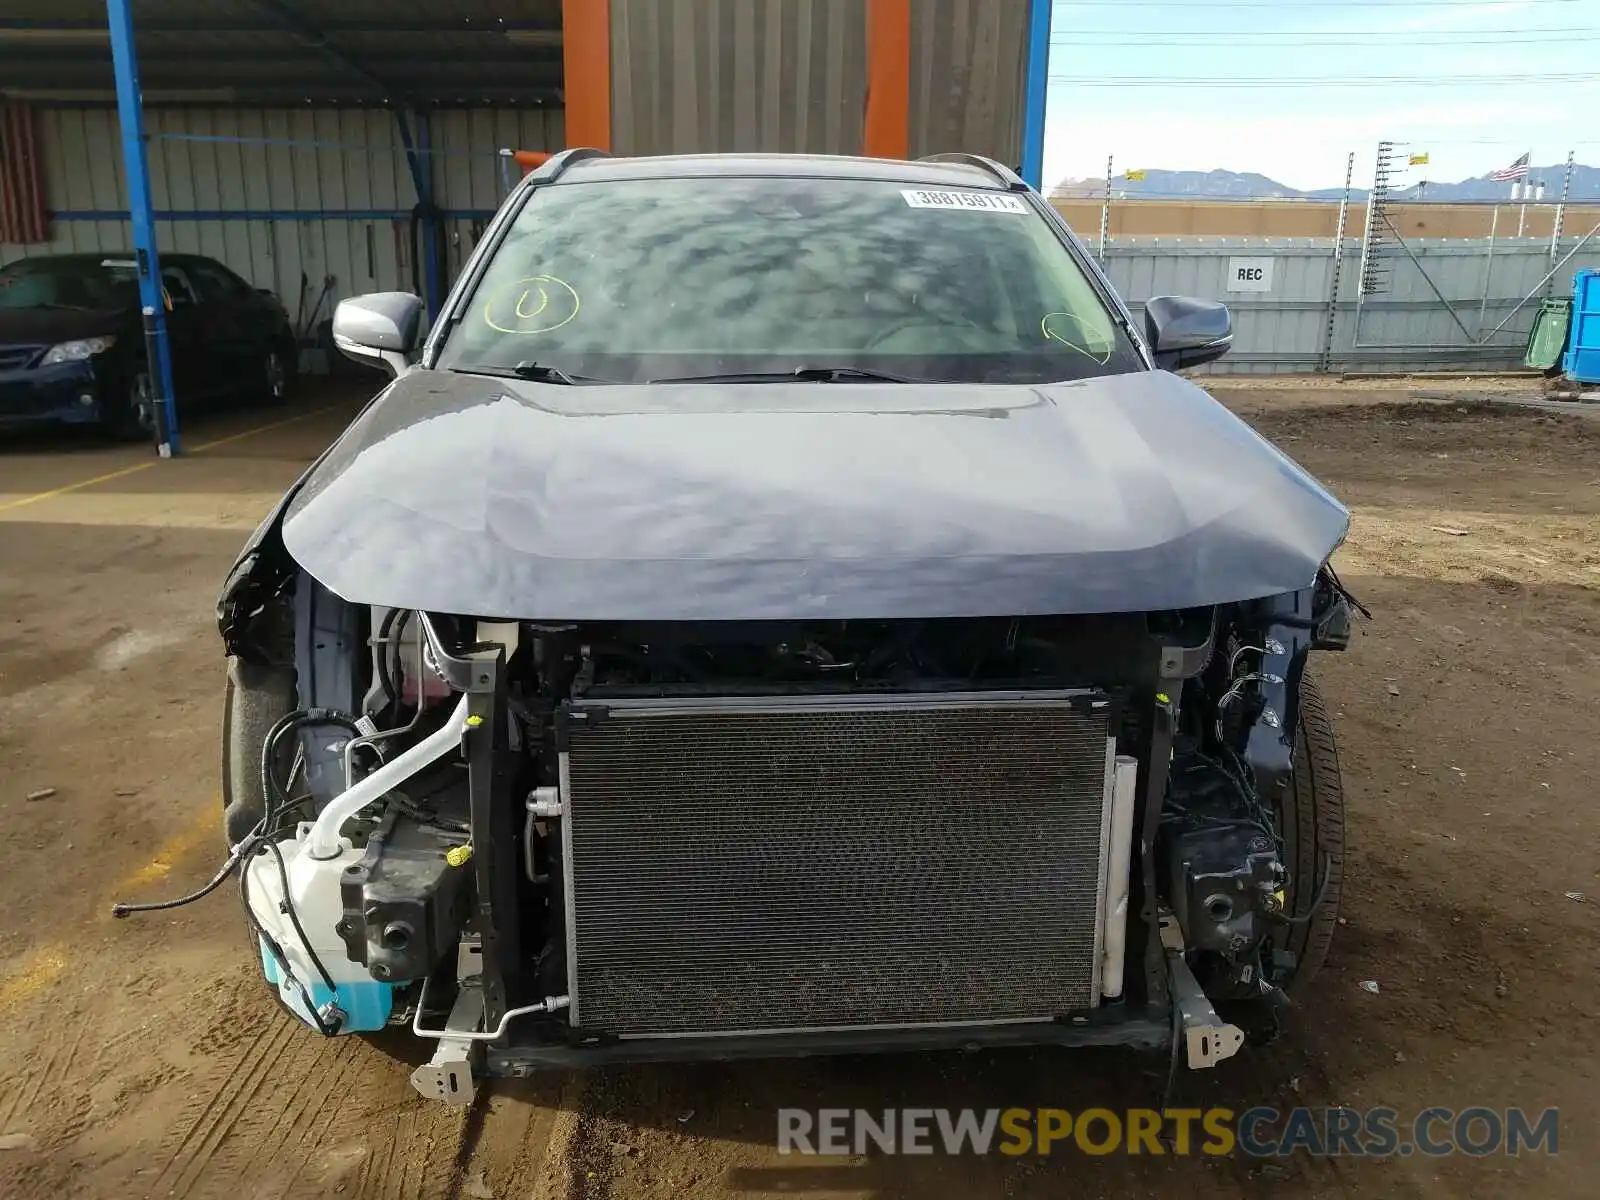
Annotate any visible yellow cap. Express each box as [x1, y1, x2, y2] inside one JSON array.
[[464, 714, 484, 728], [445, 844, 473, 868]]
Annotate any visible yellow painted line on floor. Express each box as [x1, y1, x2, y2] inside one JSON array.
[[188, 401, 343, 454], [0, 946, 68, 1010], [117, 808, 223, 890], [0, 403, 351, 1014], [2, 491, 288, 530], [0, 807, 225, 1013], [0, 460, 157, 515], [0, 401, 343, 516]]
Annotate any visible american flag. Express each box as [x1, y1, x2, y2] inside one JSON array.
[[0, 101, 51, 245], [1489, 152, 1531, 183]]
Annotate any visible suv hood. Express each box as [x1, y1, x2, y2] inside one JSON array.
[[281, 369, 1349, 620]]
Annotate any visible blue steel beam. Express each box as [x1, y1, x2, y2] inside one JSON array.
[[0, 48, 562, 66], [3, 18, 563, 34], [243, 0, 392, 98], [1019, 0, 1052, 190], [105, 0, 179, 455], [395, 111, 445, 319]]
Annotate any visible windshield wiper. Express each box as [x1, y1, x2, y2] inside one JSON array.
[[452, 361, 587, 385], [648, 366, 928, 385]]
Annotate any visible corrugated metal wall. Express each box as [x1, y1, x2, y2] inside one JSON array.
[[609, 0, 868, 156], [908, 0, 1027, 165], [607, 0, 1025, 164], [1099, 237, 1600, 374], [0, 106, 561, 342]]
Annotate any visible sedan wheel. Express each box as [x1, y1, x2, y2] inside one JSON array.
[[263, 349, 288, 403], [107, 371, 156, 441]]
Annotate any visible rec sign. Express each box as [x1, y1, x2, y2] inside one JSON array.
[[1225, 257, 1274, 293]]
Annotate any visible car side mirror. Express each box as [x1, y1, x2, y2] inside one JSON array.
[[332, 292, 424, 378], [1144, 295, 1232, 370]]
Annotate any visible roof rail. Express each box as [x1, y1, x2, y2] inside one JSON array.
[[917, 153, 1028, 192], [531, 147, 613, 185]]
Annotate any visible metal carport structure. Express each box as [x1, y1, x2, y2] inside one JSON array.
[[2, 0, 1051, 454]]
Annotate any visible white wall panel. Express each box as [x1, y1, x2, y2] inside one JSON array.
[[3, 105, 561, 368]]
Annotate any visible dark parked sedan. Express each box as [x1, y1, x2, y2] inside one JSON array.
[[0, 252, 296, 437]]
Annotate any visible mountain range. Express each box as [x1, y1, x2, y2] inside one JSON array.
[[1050, 163, 1599, 203]]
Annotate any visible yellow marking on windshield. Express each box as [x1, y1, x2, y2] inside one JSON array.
[[1041, 311, 1113, 366], [515, 287, 550, 320], [484, 274, 580, 335]]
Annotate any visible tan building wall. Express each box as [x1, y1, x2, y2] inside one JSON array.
[[1048, 197, 1600, 240]]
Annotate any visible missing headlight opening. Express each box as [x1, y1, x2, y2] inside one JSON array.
[[117, 153, 1356, 1106]]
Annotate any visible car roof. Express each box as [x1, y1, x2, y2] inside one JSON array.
[[552, 152, 1016, 191]]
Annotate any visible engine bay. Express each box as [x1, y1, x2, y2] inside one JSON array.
[[190, 560, 1356, 1096]]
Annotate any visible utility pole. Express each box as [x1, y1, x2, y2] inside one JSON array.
[[1353, 141, 1395, 344], [1550, 150, 1574, 267], [1318, 151, 1356, 373], [1098, 155, 1113, 261]]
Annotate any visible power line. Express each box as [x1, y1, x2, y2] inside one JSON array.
[[1050, 26, 1599, 38], [1049, 27, 1600, 40], [1045, 189, 1600, 203], [1053, 0, 1583, 7], [1050, 33, 1600, 46], [1395, 138, 1600, 145], [1048, 72, 1600, 86]]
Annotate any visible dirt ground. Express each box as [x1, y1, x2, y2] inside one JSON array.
[[0, 379, 1595, 1199]]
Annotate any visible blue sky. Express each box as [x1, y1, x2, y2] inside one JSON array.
[[1042, 0, 1598, 191]]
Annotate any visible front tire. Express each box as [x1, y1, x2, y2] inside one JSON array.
[[258, 346, 292, 405], [221, 657, 296, 847], [1275, 674, 1346, 994], [105, 371, 156, 442]]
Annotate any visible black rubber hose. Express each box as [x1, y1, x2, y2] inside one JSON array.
[[376, 608, 411, 709], [238, 841, 343, 1036], [111, 846, 245, 917], [260, 709, 362, 810], [113, 708, 352, 919]]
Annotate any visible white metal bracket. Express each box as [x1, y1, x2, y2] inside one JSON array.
[[1160, 911, 1245, 1069], [410, 940, 487, 1105], [410, 978, 486, 1105], [1166, 947, 1245, 1069]]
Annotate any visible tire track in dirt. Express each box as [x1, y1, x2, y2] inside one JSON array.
[[153, 1012, 301, 1196], [454, 1073, 581, 1200], [0, 994, 82, 1129], [356, 1103, 448, 1200], [147, 980, 466, 1199], [220, 1033, 364, 1193]]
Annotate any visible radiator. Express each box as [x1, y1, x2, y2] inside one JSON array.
[[558, 691, 1117, 1037]]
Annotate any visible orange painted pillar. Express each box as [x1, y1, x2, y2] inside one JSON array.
[[562, 0, 612, 150], [863, 0, 911, 158]]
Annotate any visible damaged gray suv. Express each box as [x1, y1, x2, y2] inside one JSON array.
[[202, 150, 1354, 1103]]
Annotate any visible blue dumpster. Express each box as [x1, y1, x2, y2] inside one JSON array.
[[1565, 268, 1600, 384]]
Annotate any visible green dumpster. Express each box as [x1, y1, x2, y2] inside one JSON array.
[[1524, 299, 1571, 372]]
